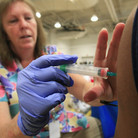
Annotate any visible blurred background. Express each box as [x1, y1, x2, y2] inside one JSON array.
[[31, 0, 137, 64], [30, 0, 137, 132]]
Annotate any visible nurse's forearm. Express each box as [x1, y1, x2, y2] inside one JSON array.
[[0, 102, 31, 138]]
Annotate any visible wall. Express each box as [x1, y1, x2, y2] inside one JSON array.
[[46, 30, 71, 55], [69, 34, 98, 64], [46, 30, 112, 64]]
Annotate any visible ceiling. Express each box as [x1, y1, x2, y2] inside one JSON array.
[[31, 0, 138, 39]]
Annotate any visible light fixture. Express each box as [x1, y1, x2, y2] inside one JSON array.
[[36, 12, 41, 18], [69, 0, 74, 2], [54, 22, 61, 28], [90, 15, 98, 22]]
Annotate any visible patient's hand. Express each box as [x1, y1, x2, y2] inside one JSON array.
[[83, 23, 125, 103]]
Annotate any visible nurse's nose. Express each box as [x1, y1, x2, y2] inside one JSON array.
[[19, 18, 28, 29]]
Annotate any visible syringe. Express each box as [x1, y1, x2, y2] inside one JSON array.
[[58, 64, 116, 79]]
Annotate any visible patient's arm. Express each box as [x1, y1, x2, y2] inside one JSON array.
[[68, 23, 125, 106], [115, 5, 138, 138]]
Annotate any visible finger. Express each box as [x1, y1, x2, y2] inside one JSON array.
[[83, 84, 104, 102], [36, 81, 68, 97], [107, 23, 125, 61], [44, 93, 66, 110], [94, 28, 108, 61], [18, 80, 68, 98], [28, 67, 74, 86], [31, 55, 78, 68]]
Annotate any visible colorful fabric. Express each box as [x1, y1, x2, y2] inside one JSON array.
[[0, 49, 89, 137], [0, 61, 20, 117]]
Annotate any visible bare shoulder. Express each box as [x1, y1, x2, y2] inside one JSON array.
[[117, 5, 138, 101], [115, 5, 138, 138]]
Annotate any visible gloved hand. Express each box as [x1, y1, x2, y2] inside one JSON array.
[[17, 54, 78, 136]]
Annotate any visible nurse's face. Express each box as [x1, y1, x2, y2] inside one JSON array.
[[2, 1, 37, 55]]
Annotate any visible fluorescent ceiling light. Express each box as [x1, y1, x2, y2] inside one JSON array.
[[36, 12, 41, 18], [91, 15, 98, 22], [54, 22, 61, 28]]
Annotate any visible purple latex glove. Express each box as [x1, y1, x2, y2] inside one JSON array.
[[17, 54, 78, 136]]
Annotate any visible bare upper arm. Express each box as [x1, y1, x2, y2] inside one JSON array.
[[0, 102, 11, 125], [115, 5, 138, 138]]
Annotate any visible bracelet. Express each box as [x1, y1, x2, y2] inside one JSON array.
[[100, 100, 118, 107]]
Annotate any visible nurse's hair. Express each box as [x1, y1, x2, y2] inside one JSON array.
[[0, 0, 46, 67]]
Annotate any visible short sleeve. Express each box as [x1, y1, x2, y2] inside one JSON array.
[[132, 8, 138, 92], [0, 84, 8, 102]]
